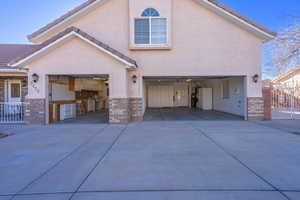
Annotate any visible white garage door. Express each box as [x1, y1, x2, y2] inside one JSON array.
[[148, 85, 189, 108]]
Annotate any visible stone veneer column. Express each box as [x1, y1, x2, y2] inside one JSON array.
[[247, 97, 264, 120], [109, 98, 130, 124], [25, 98, 46, 124], [129, 98, 144, 122]]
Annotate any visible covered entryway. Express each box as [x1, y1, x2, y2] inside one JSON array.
[[48, 75, 109, 124], [144, 76, 246, 120]]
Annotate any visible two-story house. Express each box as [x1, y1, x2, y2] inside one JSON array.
[[0, 0, 276, 124]]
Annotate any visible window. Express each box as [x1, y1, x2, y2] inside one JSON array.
[[11, 83, 21, 98], [134, 8, 167, 45], [222, 80, 230, 99]]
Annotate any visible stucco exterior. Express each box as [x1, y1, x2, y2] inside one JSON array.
[[30, 0, 263, 97], [14, 0, 274, 123]]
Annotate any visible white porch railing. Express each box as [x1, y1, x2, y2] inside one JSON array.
[[0, 102, 27, 124]]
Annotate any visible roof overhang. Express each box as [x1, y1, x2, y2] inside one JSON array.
[[28, 0, 276, 43], [272, 67, 300, 84], [11, 27, 137, 68], [195, 0, 276, 42], [0, 66, 28, 74], [28, 0, 108, 42]]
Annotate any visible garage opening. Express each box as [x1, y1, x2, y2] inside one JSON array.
[[48, 75, 109, 124], [144, 76, 245, 121]]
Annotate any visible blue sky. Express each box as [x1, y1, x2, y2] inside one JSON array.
[[0, 0, 299, 77]]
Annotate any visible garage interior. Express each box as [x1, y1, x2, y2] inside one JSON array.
[[144, 76, 246, 121], [48, 75, 109, 124]]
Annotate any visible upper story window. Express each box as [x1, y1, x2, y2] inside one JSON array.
[[134, 8, 167, 45]]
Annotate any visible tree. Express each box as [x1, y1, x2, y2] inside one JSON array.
[[271, 19, 300, 76]]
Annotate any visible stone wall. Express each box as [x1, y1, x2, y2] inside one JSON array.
[[25, 98, 46, 124], [129, 97, 143, 122], [109, 98, 130, 124], [247, 97, 264, 120]]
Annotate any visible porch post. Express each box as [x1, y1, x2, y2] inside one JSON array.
[[24, 73, 48, 125]]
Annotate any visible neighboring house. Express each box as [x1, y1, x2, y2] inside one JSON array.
[[0, 0, 276, 124], [271, 67, 300, 120], [272, 66, 300, 88]]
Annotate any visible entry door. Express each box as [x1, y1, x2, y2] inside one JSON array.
[[174, 85, 189, 107], [8, 80, 22, 102]]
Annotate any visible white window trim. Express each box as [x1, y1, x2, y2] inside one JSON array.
[[134, 17, 168, 46], [5, 80, 22, 102]]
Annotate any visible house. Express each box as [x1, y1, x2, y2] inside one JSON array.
[[272, 66, 300, 88], [0, 0, 276, 124]]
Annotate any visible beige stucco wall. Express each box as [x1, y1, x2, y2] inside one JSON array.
[[27, 37, 129, 99], [31, 0, 264, 98]]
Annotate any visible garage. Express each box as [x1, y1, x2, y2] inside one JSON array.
[[144, 77, 246, 121], [48, 75, 109, 124]]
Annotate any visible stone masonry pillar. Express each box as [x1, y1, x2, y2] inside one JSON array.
[[109, 98, 130, 124], [24, 98, 46, 124], [247, 97, 264, 120]]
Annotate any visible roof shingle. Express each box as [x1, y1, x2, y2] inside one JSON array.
[[0, 44, 40, 67]]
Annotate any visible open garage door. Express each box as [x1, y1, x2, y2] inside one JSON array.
[[144, 76, 246, 121]]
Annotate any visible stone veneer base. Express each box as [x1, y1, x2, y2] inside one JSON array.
[[247, 97, 264, 120], [109, 98, 130, 124], [129, 98, 144, 122], [25, 98, 46, 125]]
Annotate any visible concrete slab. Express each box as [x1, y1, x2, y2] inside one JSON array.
[[12, 194, 72, 200], [80, 123, 270, 191], [284, 192, 300, 200], [144, 108, 242, 121], [0, 196, 12, 200], [205, 130, 300, 190], [255, 120, 300, 133], [72, 191, 285, 200], [20, 126, 125, 194], [0, 125, 106, 195]]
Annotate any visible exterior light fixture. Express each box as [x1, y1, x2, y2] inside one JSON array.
[[252, 74, 259, 83], [32, 73, 39, 83], [132, 75, 137, 83]]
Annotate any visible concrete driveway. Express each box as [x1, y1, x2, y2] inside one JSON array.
[[0, 120, 300, 200]]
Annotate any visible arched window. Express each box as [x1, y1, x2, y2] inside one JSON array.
[[141, 8, 160, 17], [134, 8, 167, 45]]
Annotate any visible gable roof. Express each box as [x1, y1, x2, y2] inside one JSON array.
[[0, 44, 40, 67], [272, 66, 300, 84], [10, 27, 137, 68], [27, 0, 276, 42]]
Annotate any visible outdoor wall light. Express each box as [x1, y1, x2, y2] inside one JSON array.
[[32, 73, 39, 83], [252, 74, 259, 83], [132, 75, 138, 83]]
